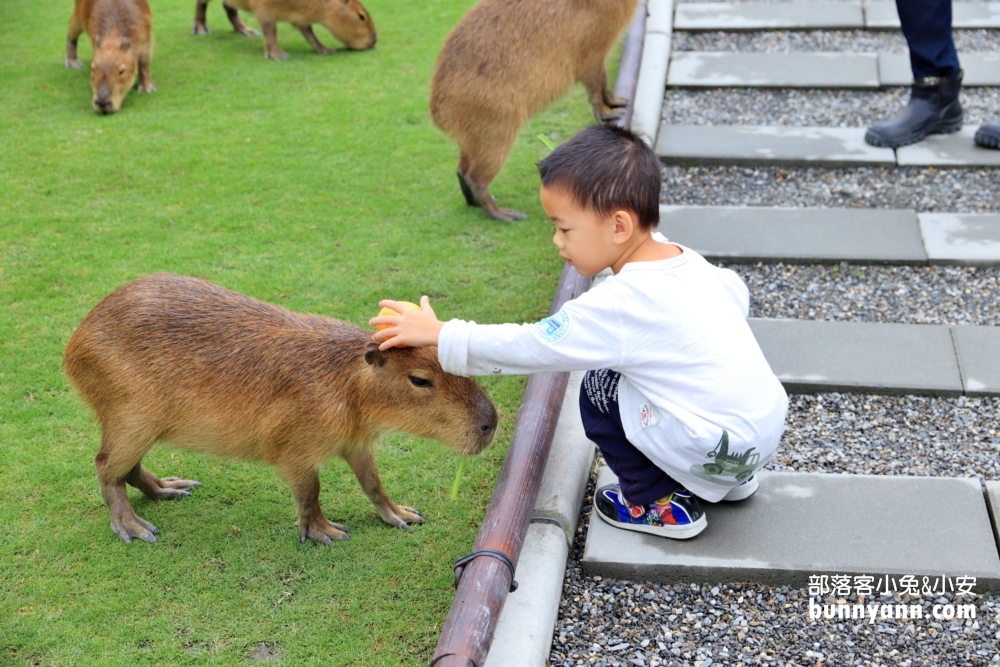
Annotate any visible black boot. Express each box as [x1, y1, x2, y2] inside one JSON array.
[[865, 74, 963, 149], [975, 118, 1000, 149]]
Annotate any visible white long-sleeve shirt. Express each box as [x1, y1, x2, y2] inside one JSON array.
[[438, 245, 788, 502]]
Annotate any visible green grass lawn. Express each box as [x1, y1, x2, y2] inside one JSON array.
[[0, 0, 614, 664]]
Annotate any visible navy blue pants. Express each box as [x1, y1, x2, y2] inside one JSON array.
[[896, 0, 961, 79], [579, 369, 680, 506]]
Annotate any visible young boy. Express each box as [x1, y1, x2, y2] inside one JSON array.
[[370, 124, 788, 540]]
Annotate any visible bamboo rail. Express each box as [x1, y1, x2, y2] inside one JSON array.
[[430, 4, 649, 664]]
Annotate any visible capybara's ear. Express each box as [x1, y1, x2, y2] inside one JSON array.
[[364, 342, 387, 367]]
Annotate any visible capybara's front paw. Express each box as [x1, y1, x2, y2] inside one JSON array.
[[604, 93, 628, 109], [265, 48, 289, 60], [382, 505, 425, 530], [300, 518, 350, 545], [239, 26, 260, 37], [598, 107, 626, 124], [65, 57, 82, 69], [191, 22, 211, 35], [111, 511, 160, 544], [489, 207, 527, 223], [150, 476, 200, 499], [137, 80, 156, 93]]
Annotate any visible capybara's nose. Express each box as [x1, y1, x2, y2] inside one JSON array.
[[94, 99, 113, 114]]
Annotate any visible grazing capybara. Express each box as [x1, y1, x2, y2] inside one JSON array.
[[192, 0, 376, 60], [63, 274, 497, 545], [66, 0, 155, 114], [430, 0, 638, 221]]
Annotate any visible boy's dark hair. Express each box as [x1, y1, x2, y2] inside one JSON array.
[[537, 124, 661, 230]]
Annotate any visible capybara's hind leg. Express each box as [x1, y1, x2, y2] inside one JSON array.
[[223, 3, 259, 36], [260, 20, 289, 59], [458, 130, 527, 222], [344, 448, 424, 530], [192, 0, 211, 35], [278, 463, 349, 545], [66, 12, 83, 68], [581, 63, 626, 123], [126, 464, 200, 500], [295, 25, 333, 54], [95, 424, 161, 543]]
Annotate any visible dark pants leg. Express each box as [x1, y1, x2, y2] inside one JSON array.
[[579, 369, 679, 506], [896, 0, 961, 79]]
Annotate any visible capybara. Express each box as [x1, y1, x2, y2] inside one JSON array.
[[66, 0, 155, 114], [430, 0, 638, 221], [63, 274, 497, 545], [192, 0, 376, 60]]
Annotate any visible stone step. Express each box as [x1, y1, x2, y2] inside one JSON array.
[[673, 1, 1000, 31], [878, 52, 1000, 87], [582, 466, 1000, 592], [675, 2, 864, 31], [656, 124, 1000, 167], [748, 318, 1000, 396], [866, 0, 1000, 29], [658, 206, 1000, 266], [667, 51, 1000, 88]]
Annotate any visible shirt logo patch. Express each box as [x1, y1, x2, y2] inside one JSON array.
[[533, 310, 571, 344], [639, 403, 658, 428]]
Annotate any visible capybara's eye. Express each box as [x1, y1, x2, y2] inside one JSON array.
[[409, 375, 432, 388], [119, 67, 126, 75], [358, 12, 365, 20]]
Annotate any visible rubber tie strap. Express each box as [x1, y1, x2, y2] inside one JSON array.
[[454, 548, 518, 593]]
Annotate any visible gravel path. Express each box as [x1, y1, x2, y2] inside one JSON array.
[[550, 12, 1000, 667], [674, 29, 1000, 54]]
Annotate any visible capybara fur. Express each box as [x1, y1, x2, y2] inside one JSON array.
[[430, 0, 638, 221], [192, 0, 376, 60], [66, 0, 155, 114], [63, 274, 497, 545]]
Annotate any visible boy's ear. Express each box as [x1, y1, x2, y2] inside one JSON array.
[[611, 209, 637, 243]]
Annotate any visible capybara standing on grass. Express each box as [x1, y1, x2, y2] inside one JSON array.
[[63, 274, 497, 545], [66, 0, 155, 114], [430, 0, 638, 221], [192, 0, 376, 60]]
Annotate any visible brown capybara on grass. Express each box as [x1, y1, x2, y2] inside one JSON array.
[[430, 0, 638, 222], [66, 0, 155, 114], [63, 274, 497, 545], [192, 0, 376, 60]]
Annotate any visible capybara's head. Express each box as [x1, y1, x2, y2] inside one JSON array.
[[362, 343, 496, 455], [321, 0, 377, 51], [90, 35, 137, 114]]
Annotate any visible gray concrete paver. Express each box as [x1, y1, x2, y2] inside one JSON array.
[[674, 2, 864, 30], [880, 52, 1000, 87], [582, 466, 1000, 590], [919, 212, 1000, 265], [668, 52, 879, 88], [896, 127, 1000, 167], [660, 205, 926, 263], [656, 125, 896, 166], [748, 318, 964, 396], [951, 325, 1000, 396]]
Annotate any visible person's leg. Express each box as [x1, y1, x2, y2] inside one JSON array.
[[897, 0, 960, 80], [580, 369, 706, 539], [864, 0, 962, 148]]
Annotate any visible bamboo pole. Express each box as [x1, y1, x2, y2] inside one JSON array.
[[430, 4, 648, 664]]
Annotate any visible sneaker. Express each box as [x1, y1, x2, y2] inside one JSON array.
[[593, 484, 707, 540], [721, 475, 759, 502], [975, 118, 1000, 149]]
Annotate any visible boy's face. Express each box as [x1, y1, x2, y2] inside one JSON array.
[[540, 185, 618, 277]]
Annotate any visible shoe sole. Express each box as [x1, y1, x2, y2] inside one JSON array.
[[975, 129, 1000, 149], [865, 119, 963, 149], [593, 500, 708, 540], [721, 476, 759, 502]]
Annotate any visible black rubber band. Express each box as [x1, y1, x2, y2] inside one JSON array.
[[454, 548, 518, 593]]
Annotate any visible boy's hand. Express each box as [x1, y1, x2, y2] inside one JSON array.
[[369, 296, 444, 350]]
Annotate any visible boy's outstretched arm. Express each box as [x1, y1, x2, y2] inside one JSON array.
[[369, 296, 444, 350]]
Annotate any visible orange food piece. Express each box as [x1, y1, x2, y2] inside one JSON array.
[[375, 301, 420, 332]]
